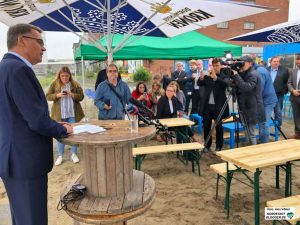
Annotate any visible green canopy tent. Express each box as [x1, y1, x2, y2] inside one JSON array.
[[74, 31, 241, 60]]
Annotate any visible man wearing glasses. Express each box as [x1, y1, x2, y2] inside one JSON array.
[[94, 63, 131, 120], [94, 56, 122, 90], [0, 24, 73, 225]]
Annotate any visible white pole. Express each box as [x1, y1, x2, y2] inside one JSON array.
[[81, 56, 88, 121]]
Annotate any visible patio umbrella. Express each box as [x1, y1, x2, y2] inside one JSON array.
[[0, 0, 270, 62], [228, 19, 300, 43]]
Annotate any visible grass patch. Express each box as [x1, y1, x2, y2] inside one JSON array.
[[37, 74, 56, 89]]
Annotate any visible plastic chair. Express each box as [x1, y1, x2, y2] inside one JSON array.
[[189, 113, 203, 134], [85, 88, 96, 100]]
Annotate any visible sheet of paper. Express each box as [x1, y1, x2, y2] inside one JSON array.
[[73, 124, 106, 134]]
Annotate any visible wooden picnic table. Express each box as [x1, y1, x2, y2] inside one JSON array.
[[158, 117, 194, 127], [216, 139, 300, 225], [60, 120, 156, 225], [158, 118, 195, 144]]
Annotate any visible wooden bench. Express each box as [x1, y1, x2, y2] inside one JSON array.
[[267, 195, 300, 225], [210, 162, 239, 200], [133, 142, 203, 176]]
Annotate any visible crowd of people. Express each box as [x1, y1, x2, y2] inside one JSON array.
[[92, 55, 299, 151]]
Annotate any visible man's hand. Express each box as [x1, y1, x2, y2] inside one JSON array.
[[292, 90, 300, 96], [104, 104, 112, 110], [231, 70, 238, 76], [210, 69, 217, 81], [63, 123, 73, 134], [199, 71, 205, 80]]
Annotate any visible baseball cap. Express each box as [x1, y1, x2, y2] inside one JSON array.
[[241, 55, 254, 63]]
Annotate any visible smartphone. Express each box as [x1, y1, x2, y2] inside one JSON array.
[[143, 92, 147, 97], [104, 99, 110, 106], [62, 91, 67, 95]]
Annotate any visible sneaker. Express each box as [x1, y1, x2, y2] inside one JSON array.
[[71, 153, 80, 164], [55, 156, 63, 166], [215, 147, 222, 152]]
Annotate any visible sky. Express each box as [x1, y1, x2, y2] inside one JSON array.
[[0, 22, 80, 61]]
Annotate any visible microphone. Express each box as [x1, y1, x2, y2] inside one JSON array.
[[129, 97, 154, 116], [125, 103, 153, 126], [126, 103, 139, 115]]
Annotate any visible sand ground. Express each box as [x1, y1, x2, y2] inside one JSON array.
[[0, 102, 299, 225]]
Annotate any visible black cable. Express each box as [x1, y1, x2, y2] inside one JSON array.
[[57, 184, 86, 211]]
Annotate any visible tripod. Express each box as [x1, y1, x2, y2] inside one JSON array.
[[203, 87, 251, 150]]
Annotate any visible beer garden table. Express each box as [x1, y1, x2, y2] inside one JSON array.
[[216, 139, 300, 225]]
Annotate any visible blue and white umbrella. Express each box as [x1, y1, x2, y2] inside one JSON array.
[[0, 0, 270, 60], [228, 19, 300, 43]]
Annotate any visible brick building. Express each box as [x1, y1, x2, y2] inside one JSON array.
[[199, 0, 289, 47]]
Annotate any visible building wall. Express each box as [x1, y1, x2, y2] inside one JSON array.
[[143, 60, 174, 78], [199, 0, 289, 47]]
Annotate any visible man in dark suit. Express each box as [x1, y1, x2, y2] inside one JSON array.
[[0, 24, 73, 225], [267, 56, 290, 128], [198, 58, 229, 152], [94, 56, 121, 90], [171, 62, 192, 113], [287, 55, 300, 139]]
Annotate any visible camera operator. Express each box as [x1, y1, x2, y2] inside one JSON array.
[[198, 58, 229, 152], [231, 55, 266, 145]]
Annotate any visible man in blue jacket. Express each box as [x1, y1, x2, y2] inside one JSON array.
[[0, 24, 73, 225], [253, 63, 278, 143]]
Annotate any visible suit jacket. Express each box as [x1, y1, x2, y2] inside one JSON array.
[[171, 70, 191, 92], [288, 68, 300, 104], [0, 53, 67, 178], [267, 66, 290, 96], [156, 96, 183, 119], [197, 73, 229, 119]]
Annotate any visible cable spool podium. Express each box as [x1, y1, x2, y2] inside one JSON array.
[[60, 120, 156, 225]]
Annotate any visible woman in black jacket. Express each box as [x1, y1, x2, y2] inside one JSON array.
[[156, 85, 199, 143]]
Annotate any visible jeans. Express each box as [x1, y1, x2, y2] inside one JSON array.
[[57, 117, 77, 156], [274, 95, 284, 127], [258, 102, 277, 143]]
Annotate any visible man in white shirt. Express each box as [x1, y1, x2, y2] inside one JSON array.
[[287, 55, 300, 139]]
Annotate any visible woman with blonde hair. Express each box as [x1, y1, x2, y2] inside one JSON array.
[[46, 66, 84, 166], [169, 81, 186, 110], [149, 81, 165, 116]]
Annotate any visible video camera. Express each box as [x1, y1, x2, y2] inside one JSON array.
[[221, 51, 245, 73], [225, 59, 245, 71]]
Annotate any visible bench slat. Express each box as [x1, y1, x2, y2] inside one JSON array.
[[132, 143, 203, 156], [210, 162, 239, 176], [267, 195, 300, 224]]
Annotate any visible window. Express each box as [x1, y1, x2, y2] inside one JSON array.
[[244, 22, 255, 30], [216, 22, 228, 29]]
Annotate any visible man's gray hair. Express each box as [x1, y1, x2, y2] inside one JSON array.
[[7, 24, 43, 50], [176, 62, 183, 67]]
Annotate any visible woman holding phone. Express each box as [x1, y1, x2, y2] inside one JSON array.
[[131, 82, 152, 119], [46, 66, 84, 166], [131, 81, 151, 108]]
